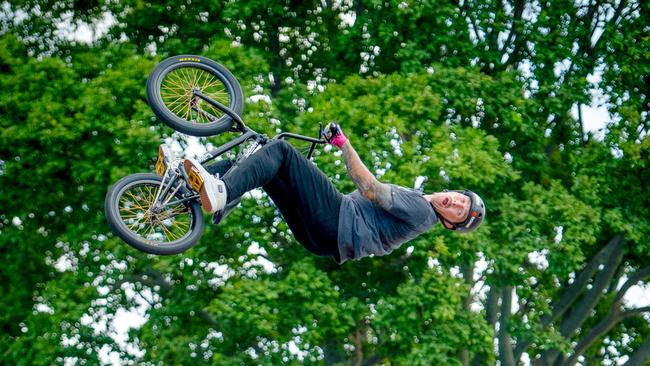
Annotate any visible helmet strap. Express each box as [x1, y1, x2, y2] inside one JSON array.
[[434, 210, 457, 230]]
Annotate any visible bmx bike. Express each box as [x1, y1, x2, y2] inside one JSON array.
[[104, 55, 326, 255]]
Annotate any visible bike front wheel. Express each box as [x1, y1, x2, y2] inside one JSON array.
[[146, 55, 244, 136], [104, 173, 205, 255]]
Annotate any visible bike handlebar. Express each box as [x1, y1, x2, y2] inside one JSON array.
[[194, 88, 327, 164]]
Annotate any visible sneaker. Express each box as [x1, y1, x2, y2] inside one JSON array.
[[183, 159, 227, 213]]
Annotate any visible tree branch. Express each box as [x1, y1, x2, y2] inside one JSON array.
[[545, 243, 625, 364], [613, 267, 650, 305], [197, 309, 220, 327], [589, 0, 627, 53], [621, 306, 650, 321], [552, 236, 624, 329], [607, 260, 626, 295], [562, 306, 650, 366], [562, 307, 620, 366], [135, 288, 155, 307], [499, 0, 525, 63], [577, 103, 585, 143], [514, 235, 625, 360], [461, 2, 484, 46], [558, 236, 625, 337]]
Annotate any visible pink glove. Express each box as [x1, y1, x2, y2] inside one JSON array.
[[325, 122, 348, 149]]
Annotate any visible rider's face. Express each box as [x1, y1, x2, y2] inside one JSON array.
[[428, 191, 471, 227]]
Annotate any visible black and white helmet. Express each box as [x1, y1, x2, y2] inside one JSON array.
[[442, 190, 486, 233]]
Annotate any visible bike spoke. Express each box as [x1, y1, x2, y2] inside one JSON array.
[[144, 222, 158, 240], [190, 68, 200, 91], [118, 181, 195, 244], [194, 107, 215, 123], [161, 83, 191, 92], [162, 75, 189, 90], [158, 221, 179, 241], [162, 93, 190, 106], [170, 100, 189, 116], [200, 75, 220, 95], [162, 66, 230, 124], [179, 68, 193, 89], [184, 99, 192, 121]]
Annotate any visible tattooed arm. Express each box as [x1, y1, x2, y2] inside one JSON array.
[[341, 140, 392, 208]]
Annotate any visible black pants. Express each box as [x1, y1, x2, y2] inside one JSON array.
[[206, 139, 341, 260]]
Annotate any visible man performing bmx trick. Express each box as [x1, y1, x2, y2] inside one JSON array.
[[183, 123, 485, 264]]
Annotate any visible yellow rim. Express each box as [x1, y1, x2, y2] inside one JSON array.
[[118, 183, 192, 243], [160, 66, 231, 124]]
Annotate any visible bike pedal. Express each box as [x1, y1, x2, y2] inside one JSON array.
[[187, 167, 204, 192], [155, 148, 167, 176], [156, 144, 176, 176]]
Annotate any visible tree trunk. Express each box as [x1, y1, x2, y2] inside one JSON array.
[[323, 339, 345, 366], [267, 26, 283, 97], [352, 328, 364, 366], [472, 285, 500, 366], [499, 286, 516, 366], [625, 335, 650, 366], [458, 262, 475, 366]]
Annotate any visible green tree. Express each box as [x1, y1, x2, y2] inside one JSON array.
[[1, 1, 649, 365]]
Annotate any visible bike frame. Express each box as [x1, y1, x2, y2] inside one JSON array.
[[153, 89, 327, 210], [193, 88, 324, 164]]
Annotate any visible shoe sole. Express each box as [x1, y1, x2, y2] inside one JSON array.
[[184, 160, 218, 212]]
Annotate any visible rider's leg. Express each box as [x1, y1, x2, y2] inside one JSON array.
[[205, 159, 232, 175], [262, 176, 339, 258], [221, 140, 342, 257], [206, 152, 337, 257], [222, 140, 338, 201]]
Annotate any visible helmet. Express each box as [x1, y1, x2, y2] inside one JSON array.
[[437, 190, 486, 233]]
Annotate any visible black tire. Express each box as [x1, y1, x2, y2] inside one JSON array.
[[104, 173, 205, 255], [146, 55, 244, 136]]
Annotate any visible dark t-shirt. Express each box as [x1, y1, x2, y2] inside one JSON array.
[[336, 184, 437, 263]]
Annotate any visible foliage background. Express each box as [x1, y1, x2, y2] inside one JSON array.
[[0, 1, 649, 365]]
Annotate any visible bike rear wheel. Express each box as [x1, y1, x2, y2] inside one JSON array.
[[104, 173, 204, 255], [146, 55, 244, 136]]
